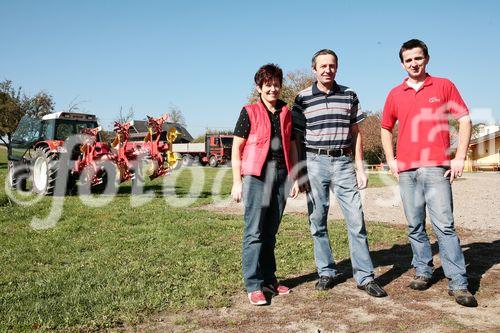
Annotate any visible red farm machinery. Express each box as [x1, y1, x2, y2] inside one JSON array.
[[7, 112, 182, 195]]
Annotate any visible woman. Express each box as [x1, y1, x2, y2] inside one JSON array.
[[231, 63, 299, 305]]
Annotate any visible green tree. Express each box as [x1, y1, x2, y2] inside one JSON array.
[[0, 80, 54, 148]]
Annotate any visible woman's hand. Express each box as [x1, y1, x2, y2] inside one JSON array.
[[289, 180, 299, 199], [231, 180, 243, 203]]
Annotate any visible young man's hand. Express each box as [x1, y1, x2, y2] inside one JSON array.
[[445, 158, 465, 183], [387, 159, 399, 180], [231, 181, 243, 202], [356, 169, 368, 190]]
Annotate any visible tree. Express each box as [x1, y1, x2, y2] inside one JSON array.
[[248, 69, 315, 106], [168, 104, 186, 126], [360, 111, 388, 165], [193, 129, 233, 143], [449, 118, 484, 141], [0, 80, 54, 149], [61, 97, 88, 113], [114, 106, 135, 124]]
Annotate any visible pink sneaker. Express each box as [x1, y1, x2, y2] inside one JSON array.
[[264, 283, 291, 295], [274, 284, 291, 295], [248, 290, 267, 305]]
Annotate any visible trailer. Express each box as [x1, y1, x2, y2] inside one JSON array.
[[172, 134, 233, 167]]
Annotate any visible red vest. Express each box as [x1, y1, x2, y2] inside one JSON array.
[[240, 100, 292, 176]]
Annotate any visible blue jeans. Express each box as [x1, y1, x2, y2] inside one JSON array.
[[399, 167, 468, 290], [306, 152, 374, 286], [242, 167, 288, 292]]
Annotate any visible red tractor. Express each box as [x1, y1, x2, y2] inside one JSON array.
[[7, 112, 180, 195]]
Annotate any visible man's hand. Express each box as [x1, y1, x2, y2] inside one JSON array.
[[298, 176, 311, 193], [387, 159, 399, 180], [231, 180, 243, 203], [356, 169, 368, 190], [444, 158, 465, 183], [289, 180, 299, 199]]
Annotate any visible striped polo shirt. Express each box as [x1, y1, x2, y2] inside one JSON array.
[[292, 81, 365, 149]]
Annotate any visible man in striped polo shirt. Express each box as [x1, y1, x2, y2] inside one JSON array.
[[292, 49, 387, 297]]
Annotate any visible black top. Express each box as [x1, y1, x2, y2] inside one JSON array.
[[233, 100, 294, 172]]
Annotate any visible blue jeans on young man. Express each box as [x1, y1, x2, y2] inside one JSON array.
[[398, 166, 468, 291], [306, 152, 374, 286], [242, 165, 288, 292]]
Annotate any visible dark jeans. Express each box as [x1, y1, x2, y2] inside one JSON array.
[[242, 167, 288, 292]]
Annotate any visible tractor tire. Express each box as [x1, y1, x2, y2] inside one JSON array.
[[209, 155, 219, 168], [32, 147, 59, 195], [7, 161, 28, 191], [182, 154, 193, 167], [81, 160, 119, 194]]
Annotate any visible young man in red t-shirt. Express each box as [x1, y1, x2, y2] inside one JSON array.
[[381, 39, 477, 307]]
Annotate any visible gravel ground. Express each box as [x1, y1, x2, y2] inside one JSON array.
[[206, 172, 500, 232]]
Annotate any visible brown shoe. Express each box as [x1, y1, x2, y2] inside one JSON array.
[[448, 289, 478, 307]]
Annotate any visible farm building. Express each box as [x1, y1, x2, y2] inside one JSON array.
[[466, 130, 500, 171]]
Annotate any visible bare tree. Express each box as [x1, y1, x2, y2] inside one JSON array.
[[248, 69, 315, 106], [168, 104, 186, 126], [115, 106, 135, 124], [61, 96, 89, 113]]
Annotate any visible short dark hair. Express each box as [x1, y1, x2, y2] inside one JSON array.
[[254, 63, 283, 88], [312, 49, 338, 69], [399, 39, 429, 62]]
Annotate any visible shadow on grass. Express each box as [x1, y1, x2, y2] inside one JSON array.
[[281, 239, 500, 295], [115, 184, 219, 199]]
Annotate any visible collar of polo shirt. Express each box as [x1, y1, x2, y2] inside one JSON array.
[[312, 81, 341, 96]]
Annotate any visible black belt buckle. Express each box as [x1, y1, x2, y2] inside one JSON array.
[[327, 148, 343, 157], [308, 147, 347, 157]]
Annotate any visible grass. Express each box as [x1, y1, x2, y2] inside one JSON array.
[[0, 146, 8, 206], [0, 156, 406, 332], [0, 145, 6, 165], [366, 172, 397, 187]]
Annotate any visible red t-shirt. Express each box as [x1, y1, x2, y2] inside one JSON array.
[[381, 75, 469, 172]]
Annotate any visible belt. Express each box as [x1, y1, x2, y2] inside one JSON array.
[[306, 147, 352, 157]]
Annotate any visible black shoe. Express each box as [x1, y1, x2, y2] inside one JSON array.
[[357, 281, 388, 298], [448, 289, 478, 307], [409, 276, 430, 290], [315, 275, 336, 291]]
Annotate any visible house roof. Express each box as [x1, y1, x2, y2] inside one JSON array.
[[470, 130, 500, 146], [129, 120, 193, 143]]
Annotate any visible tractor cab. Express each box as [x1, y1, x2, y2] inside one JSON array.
[[9, 112, 99, 161], [40, 112, 99, 142]]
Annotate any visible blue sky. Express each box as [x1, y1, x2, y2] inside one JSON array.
[[1, 0, 499, 137]]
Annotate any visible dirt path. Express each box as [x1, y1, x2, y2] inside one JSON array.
[[126, 230, 500, 333], [121, 173, 500, 333]]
